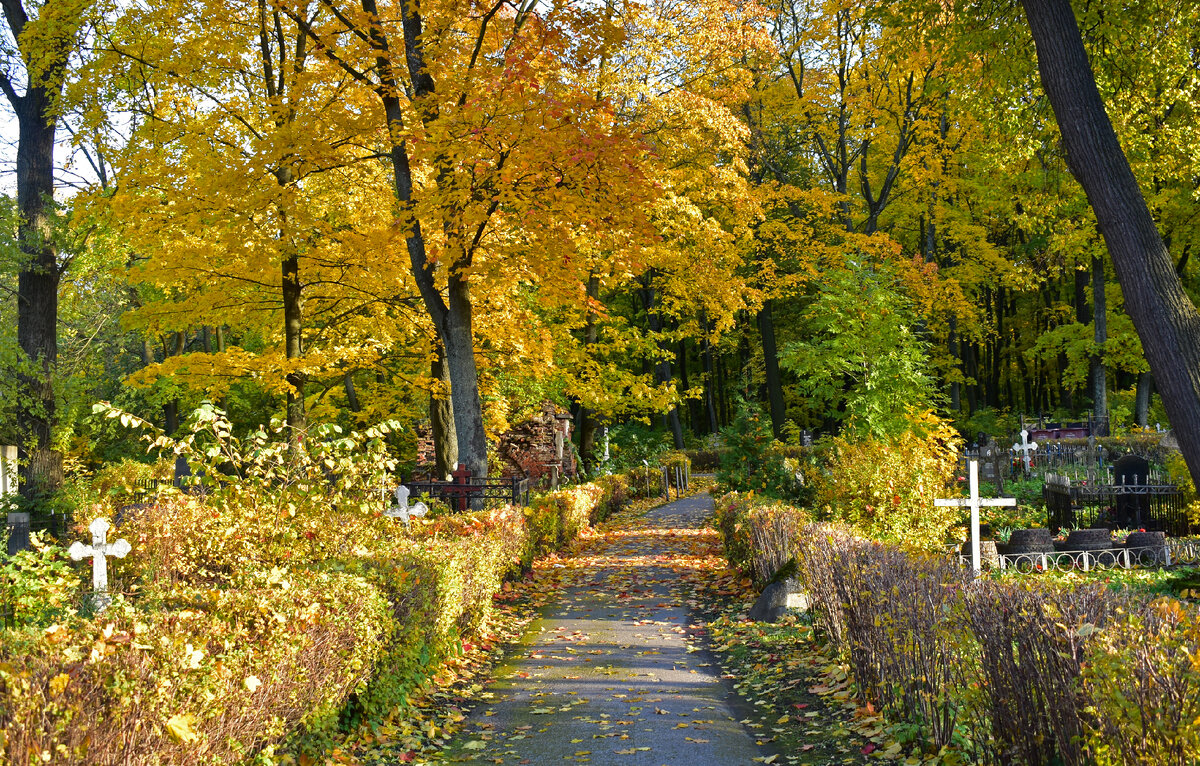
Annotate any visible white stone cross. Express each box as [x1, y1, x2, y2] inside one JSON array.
[[68, 518, 131, 611], [1012, 429, 1038, 472], [385, 485, 427, 524], [935, 460, 1015, 575]]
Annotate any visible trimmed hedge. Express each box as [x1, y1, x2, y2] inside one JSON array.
[[0, 476, 633, 765], [713, 492, 808, 586], [789, 522, 1200, 764]]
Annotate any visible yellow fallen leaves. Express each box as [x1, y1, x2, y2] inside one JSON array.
[[165, 713, 200, 744]]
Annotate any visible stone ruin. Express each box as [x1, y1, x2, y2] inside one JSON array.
[[415, 401, 577, 485]]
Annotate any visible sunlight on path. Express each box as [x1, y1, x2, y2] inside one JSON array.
[[436, 494, 776, 766]]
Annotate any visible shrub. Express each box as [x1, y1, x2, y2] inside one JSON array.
[[713, 492, 807, 585], [0, 572, 390, 765], [0, 536, 83, 627], [716, 401, 796, 498], [0, 404, 637, 766], [962, 581, 1122, 766], [591, 474, 629, 522], [1084, 596, 1200, 765], [813, 413, 960, 549], [684, 448, 724, 472]]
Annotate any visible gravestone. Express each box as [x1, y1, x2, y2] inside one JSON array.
[[748, 576, 808, 622], [935, 460, 1015, 575], [173, 454, 192, 488], [1012, 429, 1038, 473], [68, 518, 131, 612], [6, 512, 30, 556], [1113, 454, 1151, 529], [386, 485, 428, 524]]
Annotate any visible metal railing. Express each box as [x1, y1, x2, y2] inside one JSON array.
[[1044, 473, 1188, 535]]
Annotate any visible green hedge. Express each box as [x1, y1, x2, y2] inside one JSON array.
[[0, 477, 633, 765]]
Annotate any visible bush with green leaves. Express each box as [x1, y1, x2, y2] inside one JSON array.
[[715, 401, 798, 499], [0, 534, 83, 627], [813, 411, 961, 549], [1, 402, 640, 765]]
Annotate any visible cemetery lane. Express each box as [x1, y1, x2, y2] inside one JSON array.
[[435, 493, 778, 766]]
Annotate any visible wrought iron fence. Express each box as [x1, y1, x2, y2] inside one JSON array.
[[1044, 473, 1188, 535], [958, 541, 1195, 574], [403, 475, 531, 511]]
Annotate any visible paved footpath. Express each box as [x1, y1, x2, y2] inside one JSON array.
[[436, 493, 776, 766]]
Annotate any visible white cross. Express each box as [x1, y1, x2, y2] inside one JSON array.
[[385, 485, 427, 524], [935, 460, 1015, 575], [68, 518, 131, 611], [1012, 429, 1038, 471]]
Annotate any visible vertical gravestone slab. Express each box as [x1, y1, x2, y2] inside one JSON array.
[[6, 512, 30, 555], [1114, 454, 1151, 529]]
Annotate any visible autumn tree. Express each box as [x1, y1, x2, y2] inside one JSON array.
[[1021, 0, 1200, 482], [0, 0, 92, 498]]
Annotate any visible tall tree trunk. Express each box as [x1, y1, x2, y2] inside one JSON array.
[[639, 278, 684, 449], [281, 250, 306, 435], [430, 344, 457, 481], [948, 316, 961, 412], [444, 274, 488, 477], [1090, 255, 1108, 433], [702, 313, 719, 434], [1022, 0, 1200, 483], [1135, 371, 1153, 427], [363, 0, 489, 478], [578, 275, 600, 472], [8, 51, 63, 501], [344, 372, 361, 413], [163, 332, 184, 435], [757, 299, 786, 438]]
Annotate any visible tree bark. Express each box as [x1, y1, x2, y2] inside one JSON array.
[[1022, 0, 1200, 483], [757, 299, 786, 439], [6, 2, 68, 501], [1090, 254, 1107, 432], [281, 250, 306, 435], [1135, 371, 1153, 427], [578, 275, 600, 472], [343, 372, 361, 413], [429, 343, 458, 481], [702, 312, 719, 434]]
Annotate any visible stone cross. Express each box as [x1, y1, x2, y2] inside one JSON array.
[[68, 518, 131, 612], [935, 460, 1015, 575], [386, 485, 428, 524], [1012, 429, 1038, 472]]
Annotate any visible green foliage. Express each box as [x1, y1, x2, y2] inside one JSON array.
[[0, 534, 83, 627], [715, 401, 797, 499], [813, 413, 961, 549], [603, 421, 674, 471], [779, 264, 936, 440]]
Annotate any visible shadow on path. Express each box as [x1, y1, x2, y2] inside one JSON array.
[[435, 493, 777, 766]]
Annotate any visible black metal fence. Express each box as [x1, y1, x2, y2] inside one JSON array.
[[404, 476, 531, 511], [1045, 473, 1190, 536]]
